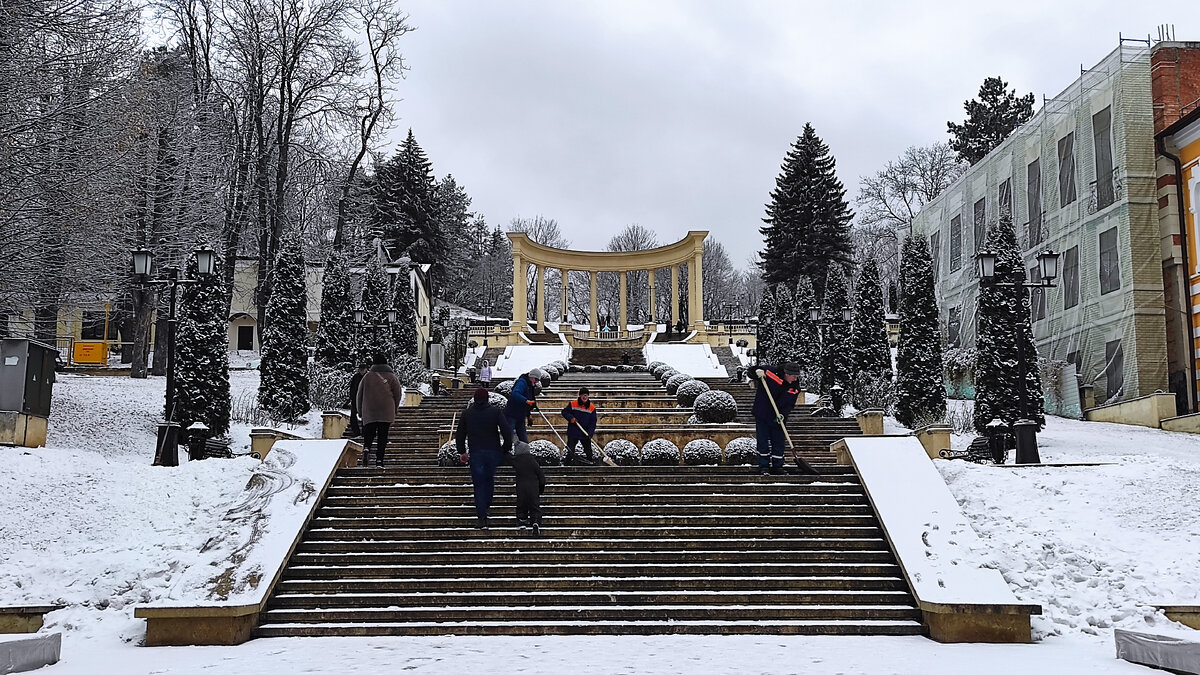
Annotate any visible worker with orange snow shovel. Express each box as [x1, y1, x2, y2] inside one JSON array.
[[561, 386, 599, 466], [749, 362, 816, 476]]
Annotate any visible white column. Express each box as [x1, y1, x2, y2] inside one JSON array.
[[560, 269, 569, 324], [512, 253, 527, 326], [619, 271, 628, 334], [670, 264, 680, 326], [535, 264, 545, 333], [690, 253, 704, 329], [589, 271, 599, 337], [647, 268, 656, 326]]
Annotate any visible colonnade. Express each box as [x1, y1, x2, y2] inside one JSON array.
[[508, 231, 708, 337]]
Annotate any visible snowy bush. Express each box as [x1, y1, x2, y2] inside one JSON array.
[[464, 393, 508, 409], [687, 413, 702, 424], [527, 439, 562, 466], [632, 364, 647, 372], [658, 368, 678, 383], [391, 353, 433, 388], [569, 364, 583, 372], [683, 439, 721, 465], [676, 379, 711, 407], [603, 439, 640, 466], [307, 362, 351, 410], [724, 437, 757, 465], [600, 365, 616, 373], [542, 364, 561, 380], [650, 363, 672, 378], [552, 359, 568, 372], [616, 364, 633, 372], [584, 365, 597, 373], [665, 373, 694, 395], [438, 440, 468, 467], [641, 438, 680, 465], [647, 360, 666, 372], [494, 380, 514, 396], [848, 371, 896, 413], [694, 390, 738, 423]]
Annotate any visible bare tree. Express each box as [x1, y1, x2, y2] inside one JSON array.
[[604, 224, 659, 324], [508, 216, 567, 325]]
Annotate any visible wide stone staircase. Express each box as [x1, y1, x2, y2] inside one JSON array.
[[569, 346, 646, 367], [255, 372, 923, 637]]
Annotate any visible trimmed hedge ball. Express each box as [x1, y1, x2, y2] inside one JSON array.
[[683, 439, 722, 465], [658, 368, 678, 383], [584, 364, 597, 373], [552, 360, 568, 372], [527, 439, 562, 466], [568, 364, 583, 372], [632, 364, 647, 372], [438, 441, 468, 467], [641, 438, 680, 465], [694, 389, 738, 423], [676, 379, 711, 407], [650, 363, 671, 378], [463, 392, 509, 408], [600, 365, 616, 373], [542, 364, 561, 380], [647, 360, 666, 372], [603, 439, 640, 466], [494, 380, 514, 396], [665, 373, 693, 395], [724, 437, 757, 465], [616, 364, 633, 372], [687, 413, 702, 424]]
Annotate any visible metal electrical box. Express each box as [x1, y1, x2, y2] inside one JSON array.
[[0, 339, 56, 418]]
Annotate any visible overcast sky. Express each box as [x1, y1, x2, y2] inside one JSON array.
[[384, 1, 1187, 267]]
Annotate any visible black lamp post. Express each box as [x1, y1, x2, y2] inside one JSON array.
[[975, 248, 1060, 464], [745, 314, 759, 366], [132, 245, 217, 467]]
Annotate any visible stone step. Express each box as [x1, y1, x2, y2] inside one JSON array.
[[323, 483, 866, 497], [282, 562, 903, 580], [331, 474, 859, 486], [287, 549, 897, 565], [260, 604, 921, 623], [316, 504, 875, 518], [274, 575, 910, 593], [303, 525, 885, 540], [254, 619, 925, 637], [295, 536, 891, 553], [265, 589, 915, 608], [319, 493, 870, 507], [309, 514, 882, 529]]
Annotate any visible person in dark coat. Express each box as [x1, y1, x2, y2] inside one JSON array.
[[503, 370, 543, 443], [561, 386, 598, 465], [356, 354, 403, 466], [347, 362, 369, 435], [511, 440, 546, 536], [457, 387, 515, 529], [748, 362, 811, 476]]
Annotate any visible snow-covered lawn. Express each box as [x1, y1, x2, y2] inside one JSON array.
[[1, 374, 1196, 673]]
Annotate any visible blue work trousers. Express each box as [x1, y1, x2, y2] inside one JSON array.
[[755, 418, 786, 471]]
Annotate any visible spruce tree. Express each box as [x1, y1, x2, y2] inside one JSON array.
[[371, 129, 445, 265], [946, 76, 1036, 165], [258, 237, 311, 422], [818, 266, 852, 392], [974, 213, 1046, 432], [792, 276, 821, 374], [849, 259, 892, 379], [174, 251, 231, 437], [389, 267, 418, 357], [771, 284, 798, 365], [895, 236, 946, 428], [755, 285, 777, 364], [760, 123, 855, 300], [314, 250, 353, 368]]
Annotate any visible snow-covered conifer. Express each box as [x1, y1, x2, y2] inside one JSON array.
[[974, 212, 1045, 432], [389, 267, 418, 357], [849, 259, 892, 379], [314, 250, 353, 368], [173, 251, 231, 436], [819, 265, 852, 392], [755, 285, 777, 365], [894, 236, 945, 427], [258, 237, 311, 421]]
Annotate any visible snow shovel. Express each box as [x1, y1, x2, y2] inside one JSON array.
[[571, 420, 617, 467], [755, 369, 819, 475], [535, 408, 571, 460]]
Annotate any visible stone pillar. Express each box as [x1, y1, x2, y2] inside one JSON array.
[[513, 253, 527, 327], [647, 269, 657, 327], [560, 269, 569, 324], [689, 253, 704, 330], [618, 271, 628, 333], [670, 264, 680, 326], [535, 264, 545, 333], [589, 270, 599, 337]]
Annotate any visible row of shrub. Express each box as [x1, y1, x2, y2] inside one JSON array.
[[437, 436, 761, 467], [645, 361, 738, 423]]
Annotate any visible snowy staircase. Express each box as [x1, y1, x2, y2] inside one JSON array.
[[255, 374, 923, 637], [569, 347, 646, 367]]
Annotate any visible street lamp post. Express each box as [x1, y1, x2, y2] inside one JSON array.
[[809, 306, 852, 394], [975, 248, 1060, 464], [745, 314, 759, 366], [132, 245, 217, 466]]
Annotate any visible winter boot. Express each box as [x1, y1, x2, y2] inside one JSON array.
[[530, 523, 540, 537]]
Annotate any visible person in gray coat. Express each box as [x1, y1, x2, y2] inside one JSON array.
[[356, 353, 403, 466]]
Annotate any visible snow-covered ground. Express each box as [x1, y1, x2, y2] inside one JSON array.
[[2, 374, 1197, 673], [490, 344, 570, 377], [643, 343, 726, 377]]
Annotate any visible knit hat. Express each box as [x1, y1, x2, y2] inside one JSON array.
[[513, 440, 531, 455], [782, 362, 801, 377], [473, 388, 489, 404]]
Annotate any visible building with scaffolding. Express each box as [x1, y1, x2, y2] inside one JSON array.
[[909, 37, 1200, 415]]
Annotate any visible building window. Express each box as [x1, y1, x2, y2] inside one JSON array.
[[1063, 245, 1080, 309], [1099, 227, 1120, 295], [1057, 132, 1077, 207], [950, 215, 962, 271], [973, 198, 987, 252], [1026, 159, 1043, 248], [930, 231, 941, 279], [1093, 107, 1115, 210], [1104, 339, 1124, 401], [1028, 266, 1046, 322], [1066, 350, 1081, 377], [947, 307, 961, 348], [998, 178, 1012, 222]]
